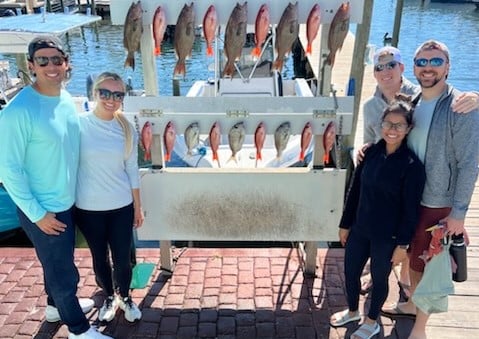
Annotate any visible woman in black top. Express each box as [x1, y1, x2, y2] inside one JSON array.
[[330, 95, 426, 339]]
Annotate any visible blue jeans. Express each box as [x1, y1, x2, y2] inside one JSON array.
[[18, 207, 90, 335], [75, 203, 134, 298], [344, 229, 396, 320]]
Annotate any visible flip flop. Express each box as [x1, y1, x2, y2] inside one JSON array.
[[380, 304, 416, 319], [398, 281, 411, 301], [351, 322, 380, 339], [360, 280, 373, 295], [330, 309, 361, 327]]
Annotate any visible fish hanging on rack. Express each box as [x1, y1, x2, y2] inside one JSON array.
[[141, 121, 153, 162], [254, 122, 266, 166], [184, 122, 200, 156], [323, 121, 336, 165], [203, 5, 218, 57], [274, 122, 291, 160], [163, 121, 176, 162], [228, 122, 246, 164], [325, 2, 350, 67], [273, 2, 299, 72], [306, 4, 321, 55], [174, 3, 196, 78], [223, 2, 248, 78], [123, 0, 143, 70], [251, 4, 270, 58], [153, 6, 167, 56], [209, 122, 221, 167], [300, 122, 313, 162]]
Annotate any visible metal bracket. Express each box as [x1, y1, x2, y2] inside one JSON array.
[[140, 109, 163, 117], [313, 109, 336, 118], [226, 110, 249, 118]]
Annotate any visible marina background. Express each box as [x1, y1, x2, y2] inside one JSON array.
[[0, 0, 478, 97]]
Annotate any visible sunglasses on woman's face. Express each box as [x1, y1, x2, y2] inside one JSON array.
[[97, 88, 125, 102], [33, 55, 66, 67]]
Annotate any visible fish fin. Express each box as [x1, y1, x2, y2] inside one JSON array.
[[164, 152, 171, 162], [154, 46, 161, 56], [306, 44, 312, 55], [206, 45, 214, 57], [212, 151, 218, 161], [273, 58, 283, 72], [124, 54, 135, 70], [251, 47, 261, 58]]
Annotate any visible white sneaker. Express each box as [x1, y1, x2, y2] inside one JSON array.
[[98, 296, 118, 322], [68, 326, 113, 339], [45, 298, 95, 323], [118, 296, 142, 322]]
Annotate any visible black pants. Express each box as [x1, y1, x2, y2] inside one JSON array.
[[344, 229, 396, 320], [76, 204, 134, 298]]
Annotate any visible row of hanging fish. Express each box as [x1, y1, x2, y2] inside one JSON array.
[[139, 120, 336, 168], [123, 1, 350, 74]]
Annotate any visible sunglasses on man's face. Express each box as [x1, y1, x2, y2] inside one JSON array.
[[33, 55, 66, 67], [374, 61, 398, 72], [97, 88, 126, 102], [414, 57, 445, 68]]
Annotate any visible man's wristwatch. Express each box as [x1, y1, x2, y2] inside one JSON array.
[[398, 244, 409, 250]]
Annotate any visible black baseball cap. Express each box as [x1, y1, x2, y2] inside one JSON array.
[[28, 35, 67, 61]]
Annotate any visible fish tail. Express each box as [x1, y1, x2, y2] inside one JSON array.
[[325, 52, 335, 66], [299, 150, 305, 161], [174, 61, 186, 77], [256, 150, 262, 161], [273, 58, 283, 72], [206, 45, 214, 57], [323, 153, 329, 164], [124, 53, 135, 70], [251, 46, 261, 57], [223, 62, 235, 78], [306, 44, 312, 55], [154, 46, 161, 56], [146, 151, 152, 162]]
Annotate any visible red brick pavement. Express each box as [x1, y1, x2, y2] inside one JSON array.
[[0, 247, 413, 339]]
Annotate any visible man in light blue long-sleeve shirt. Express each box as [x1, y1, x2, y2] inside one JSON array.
[[0, 35, 111, 339]]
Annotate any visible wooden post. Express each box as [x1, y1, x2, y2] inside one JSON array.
[[392, 0, 404, 47], [140, 23, 159, 96], [343, 0, 374, 151]]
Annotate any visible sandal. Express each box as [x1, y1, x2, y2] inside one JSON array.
[[330, 309, 361, 327], [398, 281, 411, 301], [360, 278, 372, 295], [351, 322, 380, 339]]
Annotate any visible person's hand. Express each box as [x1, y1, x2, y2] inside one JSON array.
[[133, 206, 144, 229], [451, 92, 479, 113], [356, 143, 371, 164], [36, 212, 67, 235], [338, 228, 350, 247], [441, 216, 466, 236], [391, 246, 408, 266]]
